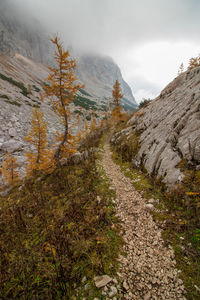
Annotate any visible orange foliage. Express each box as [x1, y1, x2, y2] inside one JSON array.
[[111, 80, 123, 122], [1, 153, 19, 185], [25, 108, 53, 175], [90, 113, 97, 132], [187, 55, 200, 70], [44, 36, 83, 161]]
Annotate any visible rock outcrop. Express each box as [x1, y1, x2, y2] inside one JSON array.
[[112, 66, 200, 187], [76, 55, 137, 109]]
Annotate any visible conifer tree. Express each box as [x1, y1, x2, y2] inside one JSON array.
[[25, 108, 52, 175], [187, 55, 200, 70], [44, 36, 82, 161], [111, 80, 123, 121], [90, 113, 97, 131], [178, 63, 184, 75], [1, 153, 19, 185]]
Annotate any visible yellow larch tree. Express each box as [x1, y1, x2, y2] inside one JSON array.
[[187, 55, 200, 70], [1, 153, 19, 185], [90, 113, 97, 132], [111, 80, 123, 122], [25, 108, 53, 175], [44, 36, 82, 162]]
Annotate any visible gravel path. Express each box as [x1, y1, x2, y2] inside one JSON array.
[[101, 143, 186, 300]]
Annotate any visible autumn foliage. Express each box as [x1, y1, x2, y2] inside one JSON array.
[[111, 80, 123, 122], [1, 152, 19, 185], [44, 36, 82, 161], [187, 55, 200, 70], [25, 108, 53, 175]]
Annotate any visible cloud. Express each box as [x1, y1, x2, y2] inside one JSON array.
[[15, 0, 200, 53], [4, 0, 200, 100]]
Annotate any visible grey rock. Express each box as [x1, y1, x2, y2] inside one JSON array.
[[113, 66, 200, 188], [94, 275, 112, 288], [0, 188, 11, 197], [2, 139, 23, 152], [8, 128, 17, 137], [146, 203, 154, 211], [108, 286, 118, 298], [123, 281, 129, 290], [144, 292, 151, 300]]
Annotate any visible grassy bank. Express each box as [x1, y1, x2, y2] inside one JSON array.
[[0, 131, 122, 299]]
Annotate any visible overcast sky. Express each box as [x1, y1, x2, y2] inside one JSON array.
[[16, 0, 200, 103]]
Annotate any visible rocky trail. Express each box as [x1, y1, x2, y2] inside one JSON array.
[[101, 142, 186, 300]]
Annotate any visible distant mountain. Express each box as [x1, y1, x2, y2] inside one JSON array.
[[0, 0, 137, 110]]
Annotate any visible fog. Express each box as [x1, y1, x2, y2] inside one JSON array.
[[5, 0, 200, 102]]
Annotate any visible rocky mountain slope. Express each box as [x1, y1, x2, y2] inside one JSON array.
[[112, 66, 200, 188], [76, 55, 137, 109], [0, 0, 137, 109]]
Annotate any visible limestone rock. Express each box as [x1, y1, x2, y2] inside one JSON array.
[[112, 66, 200, 188], [94, 275, 112, 288]]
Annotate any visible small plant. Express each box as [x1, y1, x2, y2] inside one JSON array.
[[1, 152, 19, 185], [0, 94, 9, 99], [0, 72, 29, 97]]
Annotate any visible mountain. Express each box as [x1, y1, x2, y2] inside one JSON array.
[[76, 55, 137, 109], [0, 0, 137, 109], [111, 66, 200, 188]]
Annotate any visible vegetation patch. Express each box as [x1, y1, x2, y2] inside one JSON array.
[[32, 84, 41, 92], [79, 88, 91, 97], [74, 95, 98, 111], [0, 94, 9, 100], [4, 99, 21, 107], [0, 132, 122, 299], [74, 109, 84, 116], [0, 72, 30, 97], [111, 130, 200, 299]]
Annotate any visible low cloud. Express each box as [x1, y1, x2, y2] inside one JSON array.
[[5, 0, 200, 100]]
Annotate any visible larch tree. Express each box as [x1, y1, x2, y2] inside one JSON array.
[[1, 153, 19, 185], [25, 108, 52, 175], [44, 36, 82, 161], [187, 55, 200, 70], [111, 80, 123, 122], [90, 113, 97, 132], [178, 63, 184, 75]]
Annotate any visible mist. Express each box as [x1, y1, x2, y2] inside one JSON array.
[[4, 0, 200, 102]]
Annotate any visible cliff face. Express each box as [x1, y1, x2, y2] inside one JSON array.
[[77, 55, 137, 108], [112, 67, 200, 187], [0, 1, 53, 64], [0, 1, 136, 109]]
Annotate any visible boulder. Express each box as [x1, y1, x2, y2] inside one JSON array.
[[94, 275, 112, 288]]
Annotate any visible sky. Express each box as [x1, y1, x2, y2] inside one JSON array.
[[15, 0, 200, 103]]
